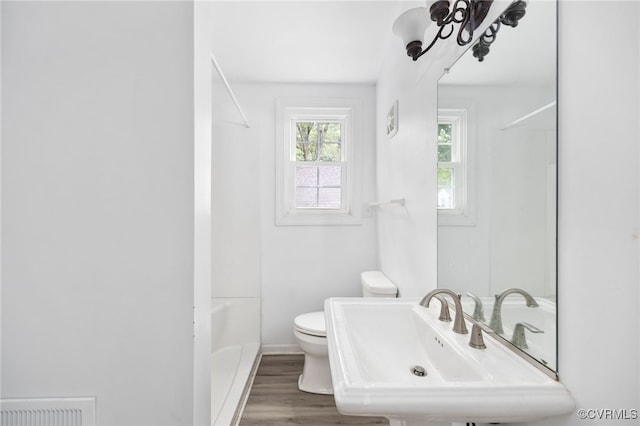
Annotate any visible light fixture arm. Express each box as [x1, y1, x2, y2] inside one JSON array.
[[408, 0, 494, 61], [472, 0, 527, 62]]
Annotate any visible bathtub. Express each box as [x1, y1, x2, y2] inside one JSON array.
[[210, 299, 260, 426]]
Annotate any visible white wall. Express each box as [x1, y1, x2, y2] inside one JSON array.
[[551, 1, 639, 424], [214, 83, 378, 346], [1, 3, 195, 425], [377, 0, 639, 425], [375, 59, 437, 298]]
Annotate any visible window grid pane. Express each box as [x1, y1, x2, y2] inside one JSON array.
[[319, 142, 341, 162], [296, 122, 317, 161], [318, 188, 341, 208], [318, 166, 341, 187], [438, 145, 452, 162], [295, 166, 319, 187], [438, 123, 454, 161], [438, 166, 455, 209], [295, 121, 342, 162], [294, 163, 344, 209], [438, 115, 461, 211], [296, 142, 317, 161], [296, 187, 319, 208]]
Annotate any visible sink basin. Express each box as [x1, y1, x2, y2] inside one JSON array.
[[324, 298, 574, 425]]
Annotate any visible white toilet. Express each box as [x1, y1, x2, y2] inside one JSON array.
[[293, 270, 398, 394]]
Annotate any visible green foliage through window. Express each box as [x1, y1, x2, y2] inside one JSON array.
[[296, 122, 341, 162], [437, 117, 458, 210], [438, 123, 452, 161]]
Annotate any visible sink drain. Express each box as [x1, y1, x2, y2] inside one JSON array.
[[411, 365, 427, 377]]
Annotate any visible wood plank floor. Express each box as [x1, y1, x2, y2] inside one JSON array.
[[238, 354, 389, 426]]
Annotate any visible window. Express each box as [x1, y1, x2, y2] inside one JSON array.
[[276, 99, 361, 225], [438, 107, 475, 225], [293, 121, 345, 209]]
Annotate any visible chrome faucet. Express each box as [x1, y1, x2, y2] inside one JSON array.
[[488, 288, 539, 334], [465, 292, 486, 322], [511, 322, 543, 350], [419, 289, 468, 334]]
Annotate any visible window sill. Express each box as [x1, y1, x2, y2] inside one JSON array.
[[438, 209, 476, 227], [276, 210, 362, 226]]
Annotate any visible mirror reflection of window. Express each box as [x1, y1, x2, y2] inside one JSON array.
[[437, 122, 454, 209], [437, 109, 467, 216]]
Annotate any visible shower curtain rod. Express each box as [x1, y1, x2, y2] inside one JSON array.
[[211, 53, 250, 128], [500, 101, 556, 131]]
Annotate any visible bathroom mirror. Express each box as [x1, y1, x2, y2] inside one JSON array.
[[437, 0, 557, 374]]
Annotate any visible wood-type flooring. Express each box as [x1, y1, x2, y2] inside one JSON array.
[[238, 354, 389, 426]]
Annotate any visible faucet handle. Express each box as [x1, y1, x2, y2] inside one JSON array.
[[468, 323, 486, 349], [434, 295, 452, 322], [511, 322, 543, 350]]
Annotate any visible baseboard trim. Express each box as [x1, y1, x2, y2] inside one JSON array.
[[260, 344, 302, 354]]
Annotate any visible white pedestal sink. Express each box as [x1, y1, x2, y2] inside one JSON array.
[[324, 298, 574, 426]]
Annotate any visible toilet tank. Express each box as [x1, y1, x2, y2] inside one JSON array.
[[361, 271, 397, 298]]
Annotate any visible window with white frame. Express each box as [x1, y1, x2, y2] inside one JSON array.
[[276, 99, 361, 225], [293, 120, 345, 209], [438, 108, 473, 224]]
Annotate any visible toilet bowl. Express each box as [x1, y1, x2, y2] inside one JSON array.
[[293, 312, 332, 394], [293, 271, 397, 394]]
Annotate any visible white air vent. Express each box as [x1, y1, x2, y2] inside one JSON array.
[[1, 397, 96, 426]]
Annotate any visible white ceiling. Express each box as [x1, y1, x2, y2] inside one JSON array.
[[210, 0, 556, 86], [210, 0, 422, 84]]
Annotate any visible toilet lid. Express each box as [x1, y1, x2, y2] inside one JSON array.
[[294, 311, 326, 337]]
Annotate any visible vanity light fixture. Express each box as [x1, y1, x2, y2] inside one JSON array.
[[472, 0, 527, 61], [392, 0, 527, 62]]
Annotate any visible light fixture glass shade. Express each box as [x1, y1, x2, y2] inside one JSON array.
[[392, 7, 429, 47]]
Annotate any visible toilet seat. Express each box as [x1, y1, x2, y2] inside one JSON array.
[[294, 312, 326, 337]]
